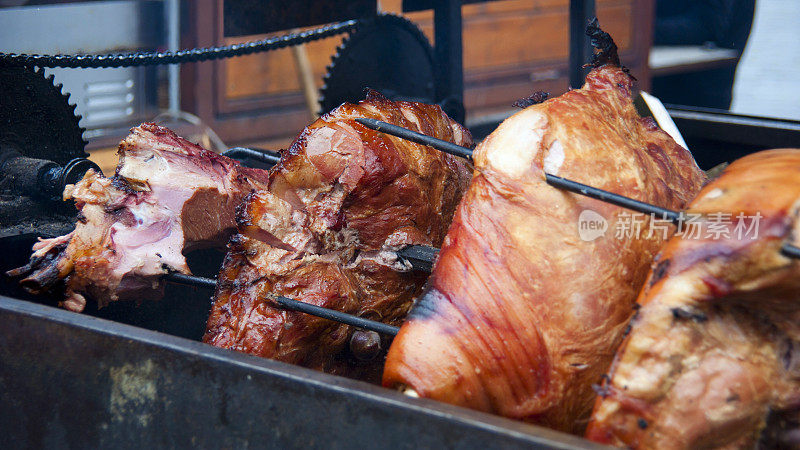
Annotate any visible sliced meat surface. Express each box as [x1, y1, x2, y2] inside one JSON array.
[[8, 123, 270, 312]]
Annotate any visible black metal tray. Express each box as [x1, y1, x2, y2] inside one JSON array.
[[0, 295, 600, 449]]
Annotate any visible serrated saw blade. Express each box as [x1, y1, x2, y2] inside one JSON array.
[[0, 66, 87, 164], [318, 14, 437, 115]]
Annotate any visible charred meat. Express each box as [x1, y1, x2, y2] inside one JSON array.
[[202, 92, 473, 382]]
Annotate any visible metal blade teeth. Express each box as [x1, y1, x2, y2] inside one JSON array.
[[318, 30, 354, 116], [2, 65, 89, 161], [317, 13, 433, 116]]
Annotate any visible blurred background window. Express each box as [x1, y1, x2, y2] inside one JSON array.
[[731, 0, 800, 120], [649, 0, 800, 121], [651, 0, 756, 110]]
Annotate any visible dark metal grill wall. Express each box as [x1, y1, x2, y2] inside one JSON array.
[[0, 296, 598, 449]]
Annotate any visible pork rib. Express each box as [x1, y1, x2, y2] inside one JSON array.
[[586, 149, 800, 449], [8, 123, 270, 312], [381, 64, 706, 432], [203, 92, 472, 382]]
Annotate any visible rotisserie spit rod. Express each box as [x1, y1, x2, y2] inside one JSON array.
[[163, 272, 399, 336], [356, 118, 800, 258]]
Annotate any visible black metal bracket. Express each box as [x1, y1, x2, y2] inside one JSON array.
[[0, 151, 101, 200], [404, 0, 597, 121], [397, 244, 440, 273], [432, 0, 465, 123], [666, 106, 800, 169], [569, 0, 597, 88], [222, 0, 377, 37]]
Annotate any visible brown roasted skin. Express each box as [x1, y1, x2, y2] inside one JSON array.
[[586, 149, 800, 449], [382, 65, 706, 432], [203, 93, 473, 382], [7, 123, 270, 312]]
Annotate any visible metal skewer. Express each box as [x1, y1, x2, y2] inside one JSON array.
[[354, 118, 475, 161], [274, 296, 399, 336], [397, 245, 439, 273], [542, 179, 800, 258], [782, 244, 800, 259], [543, 174, 683, 225], [165, 272, 217, 289], [163, 272, 399, 336], [222, 147, 282, 167], [359, 118, 800, 260]]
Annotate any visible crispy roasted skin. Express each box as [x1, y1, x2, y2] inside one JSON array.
[[7, 123, 270, 312], [203, 93, 473, 381], [586, 149, 800, 449], [382, 65, 706, 432]]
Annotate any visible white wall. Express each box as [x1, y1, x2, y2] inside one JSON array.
[[731, 0, 800, 120]]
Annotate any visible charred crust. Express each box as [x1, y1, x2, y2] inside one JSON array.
[[20, 264, 61, 293], [228, 234, 245, 248], [512, 91, 550, 108], [637, 418, 648, 429], [671, 307, 708, 323], [235, 194, 255, 227], [622, 323, 633, 338], [364, 88, 389, 103], [76, 211, 87, 224], [116, 141, 132, 159], [780, 338, 800, 373], [111, 175, 137, 195], [6, 260, 33, 278], [585, 18, 631, 75], [650, 258, 671, 286], [7, 240, 70, 293]]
